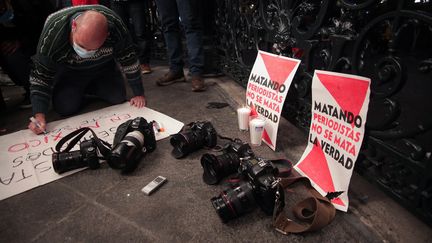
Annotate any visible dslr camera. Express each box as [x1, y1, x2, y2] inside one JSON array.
[[200, 139, 254, 185], [52, 138, 100, 174], [210, 156, 279, 223], [109, 117, 156, 173], [170, 121, 217, 159]]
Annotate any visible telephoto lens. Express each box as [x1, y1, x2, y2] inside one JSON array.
[[110, 130, 145, 172], [109, 117, 156, 173], [210, 182, 257, 223], [201, 153, 240, 185], [52, 139, 100, 174]]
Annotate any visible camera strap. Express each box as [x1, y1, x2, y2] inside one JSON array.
[[216, 134, 236, 141], [55, 127, 112, 158], [272, 176, 336, 234]]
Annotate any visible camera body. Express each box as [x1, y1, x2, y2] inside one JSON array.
[[109, 117, 156, 173], [52, 138, 100, 174], [170, 121, 217, 159], [210, 155, 279, 222], [239, 157, 279, 214], [201, 140, 254, 185]]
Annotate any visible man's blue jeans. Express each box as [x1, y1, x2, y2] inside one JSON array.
[[154, 0, 204, 75], [111, 0, 152, 64]]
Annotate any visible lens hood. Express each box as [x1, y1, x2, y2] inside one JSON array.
[[170, 134, 189, 159], [201, 153, 220, 185]]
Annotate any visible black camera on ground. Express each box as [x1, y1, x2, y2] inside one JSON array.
[[109, 117, 156, 173], [210, 156, 279, 223], [170, 121, 217, 159], [200, 139, 254, 185], [52, 138, 100, 174]]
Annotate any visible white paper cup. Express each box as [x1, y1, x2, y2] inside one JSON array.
[[237, 107, 251, 131], [249, 118, 265, 146]]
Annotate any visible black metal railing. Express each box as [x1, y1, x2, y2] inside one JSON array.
[[211, 0, 432, 225]]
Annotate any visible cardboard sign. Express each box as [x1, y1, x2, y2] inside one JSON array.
[[246, 50, 301, 150], [294, 70, 371, 211], [0, 103, 184, 201]]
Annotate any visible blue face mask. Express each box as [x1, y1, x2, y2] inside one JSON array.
[[0, 10, 14, 24], [72, 42, 97, 59]]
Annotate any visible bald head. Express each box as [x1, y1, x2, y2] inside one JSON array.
[[72, 10, 108, 50]]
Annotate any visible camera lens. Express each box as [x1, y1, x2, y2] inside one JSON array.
[[170, 133, 190, 159], [210, 182, 256, 222], [170, 130, 206, 158], [52, 150, 86, 174], [170, 122, 218, 159], [123, 131, 145, 147], [110, 130, 145, 172], [201, 153, 240, 185]]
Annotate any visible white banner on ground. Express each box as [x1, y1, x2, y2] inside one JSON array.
[[294, 70, 371, 211], [0, 103, 184, 201], [246, 50, 301, 150]]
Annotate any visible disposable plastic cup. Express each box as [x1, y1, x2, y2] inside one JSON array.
[[249, 118, 265, 146]]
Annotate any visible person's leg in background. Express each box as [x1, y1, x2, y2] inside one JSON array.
[[0, 46, 32, 108], [154, 0, 186, 86], [176, 0, 204, 91], [110, 0, 129, 29], [99, 0, 111, 8], [0, 86, 5, 111], [0, 87, 6, 134], [129, 0, 153, 74]]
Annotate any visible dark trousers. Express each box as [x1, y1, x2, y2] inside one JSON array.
[[0, 47, 31, 96], [111, 0, 152, 64], [154, 0, 204, 75], [53, 60, 126, 116]]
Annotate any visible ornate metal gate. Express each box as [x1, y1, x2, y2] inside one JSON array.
[[212, 0, 432, 225]]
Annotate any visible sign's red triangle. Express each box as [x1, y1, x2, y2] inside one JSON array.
[[260, 52, 298, 86], [331, 198, 345, 206], [262, 128, 273, 147], [297, 139, 345, 206], [316, 72, 369, 119], [297, 139, 346, 207]]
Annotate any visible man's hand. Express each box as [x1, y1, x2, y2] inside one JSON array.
[[130, 95, 146, 108], [28, 113, 47, 135]]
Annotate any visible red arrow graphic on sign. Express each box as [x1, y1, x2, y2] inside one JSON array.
[[297, 139, 345, 206], [260, 52, 299, 86], [262, 129, 273, 147], [316, 72, 369, 121]]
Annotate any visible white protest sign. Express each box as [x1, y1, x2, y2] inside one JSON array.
[[294, 70, 371, 211], [0, 102, 184, 201], [246, 50, 301, 150]]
